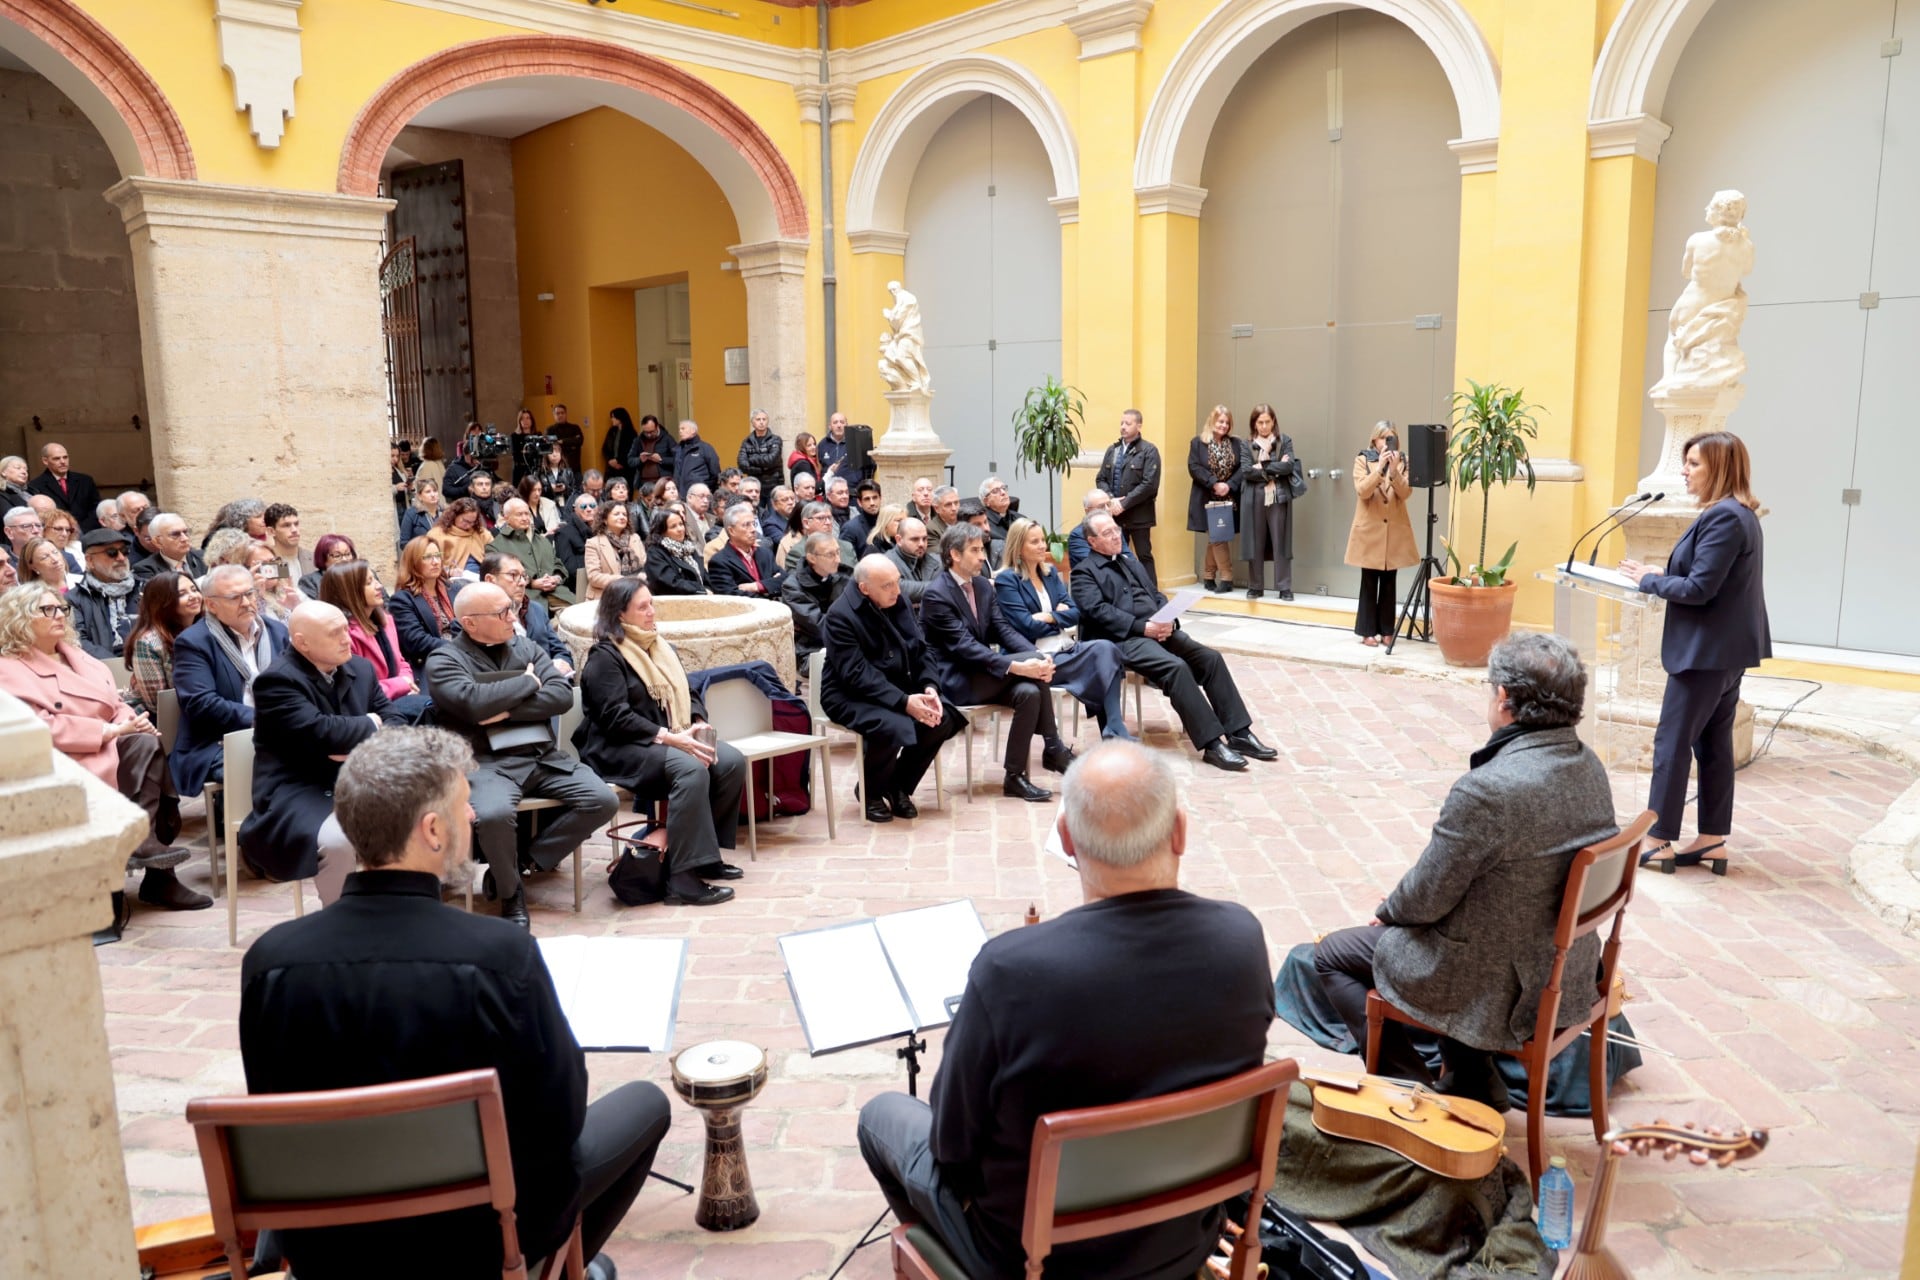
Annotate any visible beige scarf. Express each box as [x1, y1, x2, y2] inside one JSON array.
[[615, 623, 692, 732]]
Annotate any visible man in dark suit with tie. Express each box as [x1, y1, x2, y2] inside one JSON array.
[[708, 504, 786, 598], [1071, 512, 1277, 773], [131, 512, 210, 583], [1094, 410, 1161, 582], [922, 524, 1072, 802], [28, 441, 104, 532]]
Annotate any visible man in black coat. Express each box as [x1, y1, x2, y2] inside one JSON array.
[[820, 555, 965, 822], [1094, 409, 1162, 582], [736, 409, 784, 499], [858, 741, 1274, 1279], [708, 504, 785, 598], [236, 601, 388, 899], [554, 491, 596, 580], [885, 517, 939, 611], [131, 511, 210, 583], [27, 441, 104, 532], [781, 532, 851, 667], [69, 530, 141, 659], [921, 524, 1070, 801], [670, 419, 722, 494], [240, 727, 659, 1280], [1071, 512, 1277, 773]]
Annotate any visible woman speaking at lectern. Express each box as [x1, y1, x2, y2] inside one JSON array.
[[1619, 431, 1770, 876]]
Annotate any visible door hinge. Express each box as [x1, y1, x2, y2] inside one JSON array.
[[1882, 37, 1903, 57], [1842, 489, 1862, 506]]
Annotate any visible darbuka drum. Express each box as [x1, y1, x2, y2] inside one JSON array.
[[670, 1040, 768, 1231]]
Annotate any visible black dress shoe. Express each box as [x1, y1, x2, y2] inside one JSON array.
[[92, 891, 129, 947], [665, 879, 735, 907], [864, 800, 895, 823], [1247, 588, 1264, 599], [137, 868, 212, 911], [694, 862, 745, 881], [1226, 732, 1279, 761], [1040, 743, 1077, 774], [1278, 590, 1294, 601], [1002, 772, 1052, 802], [499, 890, 531, 929], [1201, 740, 1248, 772], [1202, 578, 1216, 591], [888, 791, 920, 820], [1435, 1056, 1513, 1114]]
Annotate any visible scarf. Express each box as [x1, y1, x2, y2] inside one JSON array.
[[1207, 437, 1237, 482], [426, 580, 454, 628], [659, 535, 702, 568], [615, 623, 691, 732], [83, 572, 139, 642], [207, 618, 271, 704], [606, 530, 645, 575], [434, 526, 492, 574], [1249, 435, 1279, 506]]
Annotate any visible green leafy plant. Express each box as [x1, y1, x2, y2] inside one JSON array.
[[1009, 375, 1086, 541], [1442, 379, 1540, 586]]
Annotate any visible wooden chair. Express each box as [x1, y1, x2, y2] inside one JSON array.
[[892, 1058, 1299, 1280], [185, 1068, 583, 1280], [701, 673, 836, 855], [1364, 809, 1657, 1192], [221, 728, 308, 948], [804, 649, 945, 817]]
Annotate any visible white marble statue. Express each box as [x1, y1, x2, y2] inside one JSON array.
[[878, 280, 931, 394], [1653, 190, 1755, 396]]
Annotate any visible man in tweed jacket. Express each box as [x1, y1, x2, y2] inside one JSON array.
[[1313, 632, 1618, 1109]]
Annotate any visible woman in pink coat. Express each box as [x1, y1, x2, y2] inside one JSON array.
[[318, 560, 433, 723], [0, 583, 211, 941]]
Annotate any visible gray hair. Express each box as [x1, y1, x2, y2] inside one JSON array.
[[688, 484, 712, 500], [149, 512, 186, 537], [117, 490, 152, 515], [95, 499, 120, 522], [501, 498, 530, 519], [1060, 741, 1179, 868], [204, 528, 255, 567], [803, 531, 840, 560], [770, 485, 794, 505], [938, 521, 985, 568], [1487, 632, 1588, 728], [3, 508, 37, 529], [203, 563, 254, 595], [931, 485, 957, 504], [852, 553, 898, 587], [334, 728, 475, 869], [1082, 488, 1110, 512], [573, 491, 596, 510], [0, 454, 23, 474], [1085, 510, 1119, 538], [800, 500, 831, 524], [724, 504, 758, 533], [826, 475, 849, 495], [582, 468, 603, 484], [977, 476, 1006, 500]]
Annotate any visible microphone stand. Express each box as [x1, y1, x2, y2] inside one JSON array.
[[1587, 493, 1664, 565], [1566, 493, 1649, 573]]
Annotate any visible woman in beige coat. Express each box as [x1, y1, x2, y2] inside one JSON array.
[[583, 497, 647, 601], [1344, 421, 1416, 645]]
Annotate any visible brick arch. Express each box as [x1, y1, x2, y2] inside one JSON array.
[[339, 35, 808, 242], [0, 0, 195, 180]]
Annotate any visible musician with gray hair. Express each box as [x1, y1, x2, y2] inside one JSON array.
[[1312, 631, 1619, 1110], [856, 740, 1273, 1277]]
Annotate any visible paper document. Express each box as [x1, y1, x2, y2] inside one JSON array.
[[780, 922, 914, 1054], [874, 901, 989, 1029], [537, 935, 687, 1053], [1150, 587, 1206, 625], [1565, 562, 1642, 593]]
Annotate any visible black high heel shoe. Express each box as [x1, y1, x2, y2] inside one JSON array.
[[1639, 840, 1728, 875]]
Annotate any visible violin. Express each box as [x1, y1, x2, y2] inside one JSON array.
[[1299, 1067, 1507, 1180]]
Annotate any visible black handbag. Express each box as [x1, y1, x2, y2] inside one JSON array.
[[606, 817, 667, 906]]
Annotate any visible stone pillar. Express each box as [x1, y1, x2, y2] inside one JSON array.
[[870, 389, 951, 513], [105, 178, 399, 577], [0, 692, 148, 1277], [1640, 384, 1744, 497], [730, 240, 811, 446]]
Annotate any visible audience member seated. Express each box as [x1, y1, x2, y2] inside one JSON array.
[[239, 727, 660, 1280], [1071, 512, 1276, 773], [1312, 632, 1619, 1109], [412, 436, 447, 496], [427, 497, 492, 579], [824, 476, 854, 530], [822, 556, 965, 824], [399, 476, 441, 546], [0, 584, 210, 931], [389, 535, 462, 678], [493, 497, 574, 613], [954, 497, 1004, 565], [19, 536, 67, 591], [479, 551, 574, 676], [0, 455, 31, 514], [574, 580, 745, 908], [237, 601, 387, 904], [555, 491, 596, 580], [761, 485, 797, 543], [645, 506, 710, 596], [783, 531, 851, 667], [133, 511, 210, 584], [199, 497, 261, 549], [842, 481, 884, 550], [708, 504, 783, 599], [202, 527, 252, 570], [885, 517, 939, 611], [246, 540, 302, 624], [583, 497, 645, 603], [44, 509, 81, 574], [69, 529, 142, 659], [857, 741, 1274, 1278], [28, 442, 103, 531], [0, 543, 12, 589], [320, 560, 433, 723], [299, 533, 357, 601], [922, 524, 1078, 803], [978, 476, 1015, 544], [4, 506, 41, 561], [426, 583, 617, 929], [170, 564, 291, 802], [781, 501, 855, 575], [1066, 489, 1112, 568], [123, 572, 202, 719], [263, 502, 304, 578], [516, 475, 560, 537], [927, 485, 960, 536], [993, 518, 1133, 741], [683, 484, 715, 545], [95, 498, 129, 545]]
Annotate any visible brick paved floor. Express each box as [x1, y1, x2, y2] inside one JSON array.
[[103, 656, 1919, 1278]]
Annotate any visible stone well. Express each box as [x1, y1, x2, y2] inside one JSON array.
[[557, 594, 798, 690]]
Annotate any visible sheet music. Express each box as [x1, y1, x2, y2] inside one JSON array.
[[779, 922, 914, 1054], [537, 935, 687, 1053], [1150, 586, 1206, 625], [873, 901, 988, 1030]]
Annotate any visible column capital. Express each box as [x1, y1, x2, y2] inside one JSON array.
[[1447, 136, 1499, 175], [847, 229, 910, 256], [215, 0, 303, 148], [729, 238, 811, 278], [1134, 182, 1207, 218], [1067, 0, 1155, 60], [827, 82, 860, 125], [1587, 114, 1673, 163], [796, 80, 859, 127], [104, 177, 392, 241]]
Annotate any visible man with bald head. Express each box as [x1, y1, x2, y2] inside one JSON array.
[[426, 582, 617, 928], [821, 555, 965, 822], [858, 741, 1273, 1277], [28, 440, 103, 531], [237, 601, 389, 902], [490, 497, 574, 614]]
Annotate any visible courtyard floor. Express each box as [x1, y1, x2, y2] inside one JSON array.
[[104, 631, 1919, 1278]]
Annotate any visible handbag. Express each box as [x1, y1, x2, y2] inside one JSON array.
[[1205, 500, 1237, 544], [605, 816, 668, 906]]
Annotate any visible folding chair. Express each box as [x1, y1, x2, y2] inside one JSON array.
[[701, 674, 836, 856], [221, 728, 307, 948]]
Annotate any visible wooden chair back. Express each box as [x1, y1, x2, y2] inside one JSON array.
[[1527, 809, 1655, 1064]]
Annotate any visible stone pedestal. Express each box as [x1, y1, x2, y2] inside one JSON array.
[[0, 692, 149, 1278], [105, 178, 400, 579], [1640, 384, 1744, 498], [870, 389, 950, 508]]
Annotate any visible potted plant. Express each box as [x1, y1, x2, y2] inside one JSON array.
[[1009, 376, 1086, 559], [1430, 379, 1539, 666]]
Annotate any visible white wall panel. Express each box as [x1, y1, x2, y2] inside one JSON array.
[[1837, 298, 1918, 652]]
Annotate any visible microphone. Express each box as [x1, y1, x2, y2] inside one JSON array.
[[1587, 493, 1664, 565], [1566, 494, 1649, 572]]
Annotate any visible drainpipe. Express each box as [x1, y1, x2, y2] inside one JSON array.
[[817, 0, 838, 417]]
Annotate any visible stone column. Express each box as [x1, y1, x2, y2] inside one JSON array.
[[105, 178, 399, 577], [870, 389, 950, 514], [0, 693, 149, 1277], [730, 240, 811, 446]]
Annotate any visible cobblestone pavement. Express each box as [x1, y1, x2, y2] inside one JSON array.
[[103, 655, 1918, 1278]]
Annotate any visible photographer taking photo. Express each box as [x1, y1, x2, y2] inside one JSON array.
[[1344, 420, 1415, 647]]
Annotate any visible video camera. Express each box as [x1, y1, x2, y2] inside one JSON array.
[[469, 426, 511, 461]]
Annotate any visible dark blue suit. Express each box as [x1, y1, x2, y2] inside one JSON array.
[[992, 566, 1079, 643], [389, 582, 465, 679], [522, 597, 572, 667], [1637, 497, 1771, 840], [708, 542, 785, 599], [169, 616, 290, 796]]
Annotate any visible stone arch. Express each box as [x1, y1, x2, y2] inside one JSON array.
[[845, 54, 1079, 250], [338, 34, 806, 243], [1134, 0, 1500, 197], [0, 0, 195, 180], [1589, 0, 1717, 124]]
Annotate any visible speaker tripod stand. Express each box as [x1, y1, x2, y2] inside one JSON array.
[[1384, 482, 1443, 655]]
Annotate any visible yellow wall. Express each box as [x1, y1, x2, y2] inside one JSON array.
[[510, 108, 751, 464]]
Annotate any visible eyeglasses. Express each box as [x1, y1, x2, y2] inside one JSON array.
[[578, 501, 598, 510], [497, 570, 528, 582], [93, 546, 128, 559], [210, 590, 261, 606], [36, 603, 72, 619], [463, 605, 517, 622]]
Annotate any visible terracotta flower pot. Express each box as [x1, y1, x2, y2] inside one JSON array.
[[1429, 578, 1518, 667]]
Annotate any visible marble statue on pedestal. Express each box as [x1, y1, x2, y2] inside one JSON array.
[[1652, 190, 1755, 396], [869, 280, 949, 501], [878, 281, 931, 394]]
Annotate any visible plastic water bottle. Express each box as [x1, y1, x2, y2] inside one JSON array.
[[1538, 1155, 1575, 1250]]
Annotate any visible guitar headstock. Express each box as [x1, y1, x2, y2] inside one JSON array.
[[1602, 1120, 1768, 1168]]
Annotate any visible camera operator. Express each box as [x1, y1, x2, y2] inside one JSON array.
[[1344, 421, 1416, 646]]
